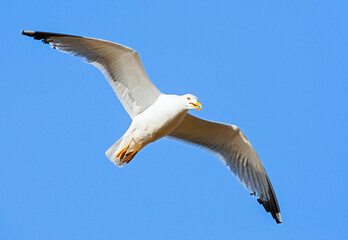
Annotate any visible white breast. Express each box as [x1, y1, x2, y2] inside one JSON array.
[[130, 94, 188, 146]]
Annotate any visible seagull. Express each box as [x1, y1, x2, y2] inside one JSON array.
[[22, 30, 282, 224]]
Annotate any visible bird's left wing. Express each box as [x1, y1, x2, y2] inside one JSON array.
[[22, 30, 161, 119], [168, 114, 282, 224]]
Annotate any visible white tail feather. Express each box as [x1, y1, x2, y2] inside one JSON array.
[[105, 138, 127, 167]]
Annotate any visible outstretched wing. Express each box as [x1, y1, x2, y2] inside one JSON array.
[[22, 30, 161, 119], [169, 114, 282, 224]]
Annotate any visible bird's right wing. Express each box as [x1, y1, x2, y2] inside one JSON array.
[[22, 30, 162, 119], [169, 114, 282, 223]]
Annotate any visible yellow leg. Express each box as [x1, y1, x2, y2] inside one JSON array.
[[123, 145, 141, 164], [116, 138, 133, 160]]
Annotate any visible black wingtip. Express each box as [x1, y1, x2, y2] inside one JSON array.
[[21, 30, 50, 43], [257, 176, 282, 224], [22, 30, 35, 36], [21, 30, 81, 44], [257, 198, 282, 224]]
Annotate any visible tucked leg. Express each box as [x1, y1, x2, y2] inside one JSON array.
[[123, 146, 141, 163], [116, 138, 133, 160]]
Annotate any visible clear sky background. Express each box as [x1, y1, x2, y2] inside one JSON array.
[[1, 1, 347, 239]]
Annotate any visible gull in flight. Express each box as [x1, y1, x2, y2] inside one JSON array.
[[22, 30, 282, 224]]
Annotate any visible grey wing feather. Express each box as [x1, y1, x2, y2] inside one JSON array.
[[22, 30, 161, 119], [169, 114, 282, 223]]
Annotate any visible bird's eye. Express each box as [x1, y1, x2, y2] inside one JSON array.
[[187, 97, 191, 100]]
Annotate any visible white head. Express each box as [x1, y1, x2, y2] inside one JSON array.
[[182, 94, 202, 111]]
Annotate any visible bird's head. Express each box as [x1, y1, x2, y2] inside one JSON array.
[[182, 94, 202, 111]]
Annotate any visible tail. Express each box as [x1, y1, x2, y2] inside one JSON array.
[[105, 137, 141, 167], [105, 138, 127, 167]]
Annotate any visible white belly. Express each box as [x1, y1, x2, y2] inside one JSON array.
[[128, 100, 188, 147]]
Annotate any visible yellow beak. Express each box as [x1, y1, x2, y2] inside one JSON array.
[[190, 101, 202, 111]]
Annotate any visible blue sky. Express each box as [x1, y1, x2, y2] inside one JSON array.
[[1, 0, 347, 239]]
